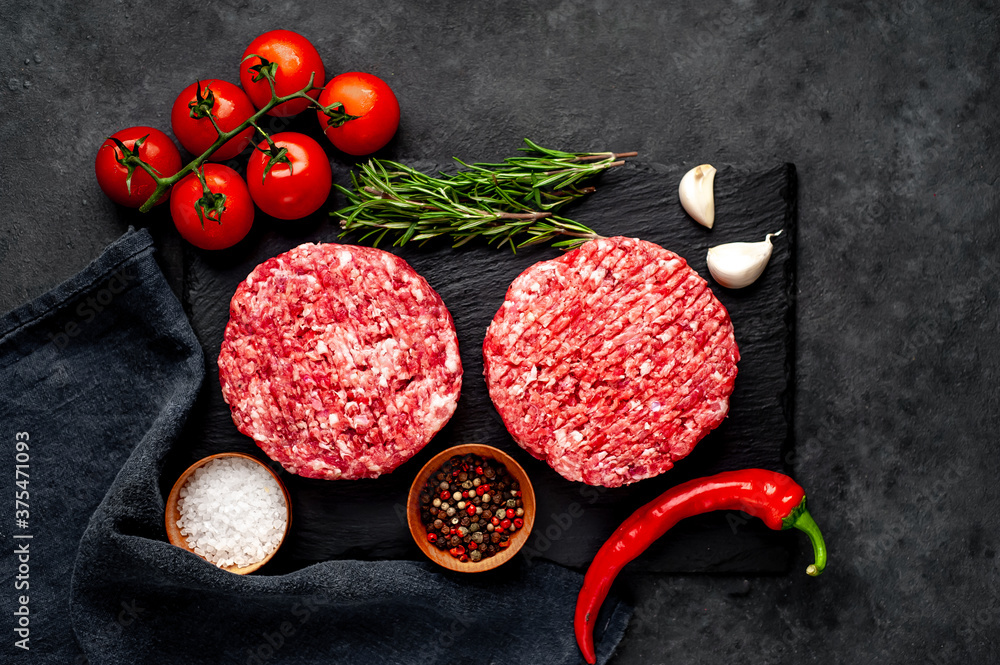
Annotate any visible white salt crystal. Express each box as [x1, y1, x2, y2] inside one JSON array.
[[175, 457, 288, 569]]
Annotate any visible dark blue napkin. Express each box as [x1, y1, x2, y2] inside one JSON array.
[[0, 228, 630, 664]]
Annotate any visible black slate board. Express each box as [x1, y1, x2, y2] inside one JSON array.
[[162, 160, 797, 574]]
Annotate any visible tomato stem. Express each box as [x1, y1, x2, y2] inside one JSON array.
[[248, 121, 292, 184], [136, 70, 339, 212]]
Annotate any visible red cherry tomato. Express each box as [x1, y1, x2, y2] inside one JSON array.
[[316, 72, 399, 156], [246, 132, 332, 220], [94, 127, 182, 207], [170, 164, 254, 250], [170, 79, 256, 161], [240, 30, 325, 117]]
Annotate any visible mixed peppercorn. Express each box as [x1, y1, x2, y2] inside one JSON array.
[[419, 453, 525, 563]]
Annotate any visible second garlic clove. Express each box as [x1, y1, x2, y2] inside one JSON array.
[[706, 231, 783, 289], [679, 164, 717, 228]]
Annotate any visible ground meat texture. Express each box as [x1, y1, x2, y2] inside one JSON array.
[[219, 243, 462, 480], [483, 236, 738, 487]]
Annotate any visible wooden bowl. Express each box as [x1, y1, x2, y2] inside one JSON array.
[[165, 452, 292, 575], [407, 444, 536, 573]]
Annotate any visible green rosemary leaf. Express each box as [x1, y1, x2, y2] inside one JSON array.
[[333, 140, 635, 251]]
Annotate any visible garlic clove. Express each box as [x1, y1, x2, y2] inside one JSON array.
[[678, 164, 717, 228], [706, 230, 783, 289]]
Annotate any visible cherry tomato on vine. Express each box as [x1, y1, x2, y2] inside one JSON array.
[[170, 164, 254, 250], [316, 72, 400, 156], [246, 132, 332, 220], [240, 30, 325, 117], [94, 127, 182, 207], [170, 79, 256, 161]]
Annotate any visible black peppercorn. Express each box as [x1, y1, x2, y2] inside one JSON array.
[[419, 452, 525, 565]]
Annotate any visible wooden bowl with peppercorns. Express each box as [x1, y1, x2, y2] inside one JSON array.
[[407, 444, 536, 573]]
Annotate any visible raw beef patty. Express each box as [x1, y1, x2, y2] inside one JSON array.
[[483, 236, 738, 487], [219, 243, 462, 480]]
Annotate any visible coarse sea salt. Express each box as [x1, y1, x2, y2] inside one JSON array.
[[175, 457, 287, 570]]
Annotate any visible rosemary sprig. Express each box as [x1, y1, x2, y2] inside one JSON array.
[[333, 139, 637, 251]]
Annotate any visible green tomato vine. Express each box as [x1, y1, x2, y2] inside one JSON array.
[[113, 55, 353, 213]]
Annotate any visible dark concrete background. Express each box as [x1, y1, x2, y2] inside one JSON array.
[[1, 1, 998, 663]]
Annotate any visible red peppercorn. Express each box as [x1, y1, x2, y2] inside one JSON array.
[[491, 517, 500, 526], [476, 486, 486, 496], [500, 540, 511, 548], [462, 491, 469, 498], [460, 554, 469, 562], [466, 505, 476, 516], [440, 490, 450, 500], [476, 466, 483, 474], [469, 542, 478, 550], [428, 533, 437, 543], [501, 519, 511, 530], [452, 470, 459, 476], [514, 518, 524, 528]]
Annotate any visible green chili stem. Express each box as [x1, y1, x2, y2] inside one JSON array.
[[790, 508, 828, 576]]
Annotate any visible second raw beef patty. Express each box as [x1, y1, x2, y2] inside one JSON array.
[[219, 243, 463, 480], [483, 236, 738, 487]]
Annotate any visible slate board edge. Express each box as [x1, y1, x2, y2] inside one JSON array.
[[781, 163, 799, 478]]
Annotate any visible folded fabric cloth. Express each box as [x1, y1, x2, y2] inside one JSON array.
[[0, 228, 630, 664]]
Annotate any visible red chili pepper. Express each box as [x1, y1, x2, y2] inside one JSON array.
[[574, 469, 827, 664]]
